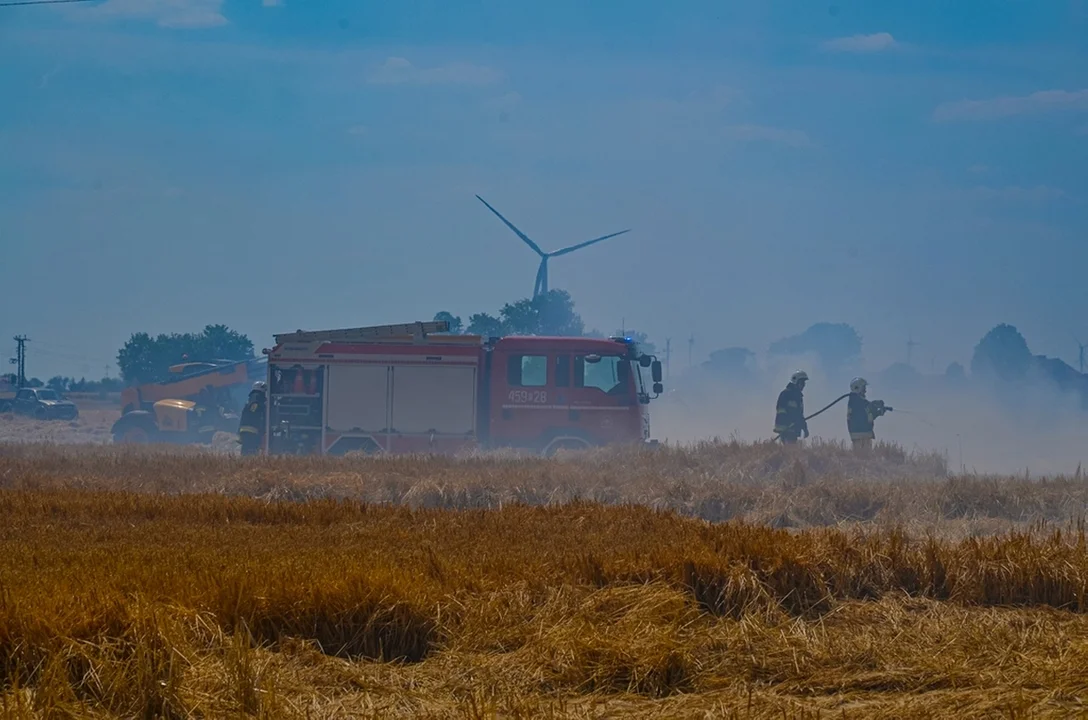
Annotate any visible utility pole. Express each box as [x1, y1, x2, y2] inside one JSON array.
[[12, 335, 29, 388], [687, 334, 695, 369], [1078, 340, 1086, 374], [906, 336, 919, 368], [664, 338, 672, 380]]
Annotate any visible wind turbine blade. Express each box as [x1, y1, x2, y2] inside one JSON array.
[[535, 260, 547, 297], [475, 195, 546, 257], [549, 229, 631, 257]]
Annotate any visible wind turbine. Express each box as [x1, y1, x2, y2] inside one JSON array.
[[475, 195, 630, 298], [906, 336, 920, 368]]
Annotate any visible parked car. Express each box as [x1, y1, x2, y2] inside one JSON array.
[[12, 388, 79, 420]]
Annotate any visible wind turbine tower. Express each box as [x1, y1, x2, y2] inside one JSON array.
[[475, 195, 631, 299]]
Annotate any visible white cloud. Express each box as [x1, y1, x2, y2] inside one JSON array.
[[366, 57, 502, 87], [723, 124, 813, 148], [820, 32, 898, 53], [85, 0, 228, 29], [262, 0, 282, 6], [346, 125, 368, 136], [934, 89, 1088, 122]]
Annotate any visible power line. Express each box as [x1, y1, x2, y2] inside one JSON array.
[[33, 344, 113, 366], [0, 0, 96, 7]]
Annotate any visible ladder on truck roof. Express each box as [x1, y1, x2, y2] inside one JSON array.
[[273, 320, 451, 345]]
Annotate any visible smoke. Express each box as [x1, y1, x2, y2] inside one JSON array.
[[652, 353, 1088, 476]]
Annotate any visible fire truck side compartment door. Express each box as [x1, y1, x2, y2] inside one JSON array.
[[326, 365, 389, 432], [391, 365, 476, 434]]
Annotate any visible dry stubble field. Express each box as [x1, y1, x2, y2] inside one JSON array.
[[3, 424, 1088, 717]]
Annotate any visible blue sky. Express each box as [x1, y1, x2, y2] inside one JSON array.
[[1, 0, 1086, 381]]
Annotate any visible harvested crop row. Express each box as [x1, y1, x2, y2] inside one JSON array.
[[2, 488, 1088, 717], [2, 440, 1086, 535]]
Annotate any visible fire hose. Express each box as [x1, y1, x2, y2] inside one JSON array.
[[773, 393, 895, 442]]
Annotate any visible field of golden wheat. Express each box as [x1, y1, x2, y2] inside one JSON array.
[[2, 442, 1088, 718]]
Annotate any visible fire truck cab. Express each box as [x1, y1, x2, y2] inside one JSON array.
[[262, 321, 663, 456]]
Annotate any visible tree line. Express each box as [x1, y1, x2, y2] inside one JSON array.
[[433, 289, 657, 355], [115, 324, 255, 385], [96, 293, 653, 389], [15, 288, 1079, 402]]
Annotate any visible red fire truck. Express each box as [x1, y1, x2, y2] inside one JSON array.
[[261, 321, 663, 456]]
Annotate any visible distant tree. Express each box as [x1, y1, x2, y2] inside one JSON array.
[[117, 325, 254, 385], [536, 290, 584, 336], [116, 332, 157, 385], [68, 376, 124, 393], [769, 322, 862, 378], [500, 290, 585, 336], [198, 324, 254, 361], [945, 362, 967, 381], [467, 312, 506, 338], [499, 298, 538, 335], [971, 324, 1032, 382], [704, 347, 755, 371], [1029, 354, 1086, 396], [433, 311, 464, 334], [47, 376, 70, 392], [463, 290, 586, 338], [703, 347, 756, 381], [26, 378, 43, 388]]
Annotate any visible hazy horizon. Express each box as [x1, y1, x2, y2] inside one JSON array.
[[2, 0, 1086, 382]]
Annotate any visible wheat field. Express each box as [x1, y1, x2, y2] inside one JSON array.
[[2, 441, 1088, 718]]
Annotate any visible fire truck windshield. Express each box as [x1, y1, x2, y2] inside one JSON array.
[[604, 337, 652, 403], [579, 355, 629, 394], [632, 361, 648, 400]]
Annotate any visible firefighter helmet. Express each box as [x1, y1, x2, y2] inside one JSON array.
[[790, 370, 809, 384], [251, 381, 267, 393], [850, 377, 868, 394]]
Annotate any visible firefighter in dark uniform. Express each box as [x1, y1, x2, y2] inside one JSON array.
[[847, 377, 892, 451], [238, 381, 267, 456], [774, 370, 809, 444]]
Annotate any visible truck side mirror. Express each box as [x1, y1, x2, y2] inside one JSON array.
[[653, 382, 664, 395], [651, 360, 663, 383]]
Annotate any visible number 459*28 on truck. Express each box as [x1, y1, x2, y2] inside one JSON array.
[[261, 321, 664, 456]]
